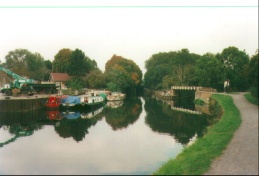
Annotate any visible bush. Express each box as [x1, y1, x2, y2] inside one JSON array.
[[193, 98, 205, 105]]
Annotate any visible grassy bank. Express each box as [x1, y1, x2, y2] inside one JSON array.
[[153, 94, 241, 175], [244, 93, 258, 106]]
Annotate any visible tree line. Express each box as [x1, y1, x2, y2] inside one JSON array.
[[0, 48, 143, 95], [0, 46, 258, 98], [144, 47, 258, 99]]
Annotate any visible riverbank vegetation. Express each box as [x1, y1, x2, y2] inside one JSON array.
[[144, 48, 258, 99], [0, 47, 257, 97], [244, 93, 258, 106], [153, 94, 241, 175]]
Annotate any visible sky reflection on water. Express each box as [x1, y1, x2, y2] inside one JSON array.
[[0, 97, 209, 175]]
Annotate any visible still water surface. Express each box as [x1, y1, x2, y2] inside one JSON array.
[[0, 96, 211, 175]]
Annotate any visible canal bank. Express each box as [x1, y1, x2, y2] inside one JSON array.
[[153, 92, 258, 175], [0, 94, 49, 112]]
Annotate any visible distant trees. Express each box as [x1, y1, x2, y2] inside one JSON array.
[[2, 46, 257, 99], [194, 53, 224, 91], [85, 69, 106, 89], [4, 49, 49, 81], [144, 49, 198, 89], [144, 47, 256, 94]]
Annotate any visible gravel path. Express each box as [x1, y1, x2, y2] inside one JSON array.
[[205, 92, 258, 175]]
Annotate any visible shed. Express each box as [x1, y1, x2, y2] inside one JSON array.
[[50, 73, 72, 89]]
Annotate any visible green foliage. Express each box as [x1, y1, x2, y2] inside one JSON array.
[[4, 49, 48, 81], [144, 64, 171, 89], [244, 93, 258, 106], [66, 77, 85, 90], [247, 51, 258, 98], [104, 54, 142, 94], [44, 60, 52, 71], [86, 69, 106, 89], [67, 49, 88, 77], [144, 49, 198, 89], [218, 46, 250, 91], [53, 48, 72, 73], [162, 75, 174, 89], [193, 98, 205, 105], [153, 94, 241, 175], [106, 82, 121, 92], [194, 53, 224, 91]]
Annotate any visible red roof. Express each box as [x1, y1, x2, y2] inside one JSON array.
[[51, 73, 71, 82]]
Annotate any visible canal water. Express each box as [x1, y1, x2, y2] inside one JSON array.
[[0, 94, 213, 175]]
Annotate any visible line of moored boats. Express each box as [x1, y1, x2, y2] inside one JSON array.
[[45, 91, 126, 109]]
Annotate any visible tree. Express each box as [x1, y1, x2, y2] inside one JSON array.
[[218, 46, 250, 91], [104, 54, 142, 94], [26, 52, 48, 81], [43, 60, 53, 81], [5, 49, 32, 77], [5, 49, 48, 81], [67, 49, 88, 77], [85, 69, 106, 89], [66, 48, 98, 77], [194, 53, 224, 91], [144, 64, 171, 89], [162, 75, 174, 89], [52, 48, 72, 73], [144, 49, 198, 89], [247, 50, 258, 98]]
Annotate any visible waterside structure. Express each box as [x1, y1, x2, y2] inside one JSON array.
[[0, 95, 48, 112]]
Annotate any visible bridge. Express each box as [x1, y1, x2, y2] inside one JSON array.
[[171, 86, 217, 92]]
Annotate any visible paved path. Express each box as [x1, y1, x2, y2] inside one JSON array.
[[205, 92, 258, 175]]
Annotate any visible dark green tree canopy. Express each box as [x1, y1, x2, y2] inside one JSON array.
[[105, 54, 143, 93], [53, 48, 72, 73], [144, 48, 199, 89], [218, 46, 250, 91], [67, 49, 88, 77], [4, 49, 48, 81], [194, 53, 224, 90]]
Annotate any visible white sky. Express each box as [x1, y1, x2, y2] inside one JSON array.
[[0, 0, 258, 74]]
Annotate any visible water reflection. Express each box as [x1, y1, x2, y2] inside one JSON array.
[[104, 98, 142, 130], [148, 94, 210, 145], [49, 105, 105, 142], [0, 95, 216, 175], [0, 110, 47, 148]]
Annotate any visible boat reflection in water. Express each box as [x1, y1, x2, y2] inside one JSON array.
[[105, 100, 124, 108], [46, 104, 105, 121], [0, 94, 220, 175]]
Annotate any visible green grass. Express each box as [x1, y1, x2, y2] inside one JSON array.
[[244, 93, 259, 106], [153, 94, 241, 175]]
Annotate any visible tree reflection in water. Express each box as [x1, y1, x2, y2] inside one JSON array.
[[54, 105, 105, 142], [0, 110, 47, 147], [104, 97, 142, 130], [144, 96, 210, 146]]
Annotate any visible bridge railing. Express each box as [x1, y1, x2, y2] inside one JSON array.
[[171, 86, 217, 92]]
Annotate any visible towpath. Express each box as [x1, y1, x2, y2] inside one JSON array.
[[205, 92, 258, 175]]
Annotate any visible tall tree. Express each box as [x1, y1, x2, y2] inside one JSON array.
[[5, 49, 48, 81], [247, 50, 258, 98], [85, 69, 106, 89], [144, 49, 198, 89], [52, 48, 72, 73], [67, 49, 88, 77], [218, 46, 250, 91], [105, 54, 142, 94], [194, 53, 224, 90], [5, 49, 31, 77], [26, 52, 48, 81]]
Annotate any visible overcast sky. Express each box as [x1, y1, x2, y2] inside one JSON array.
[[0, 0, 258, 73]]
